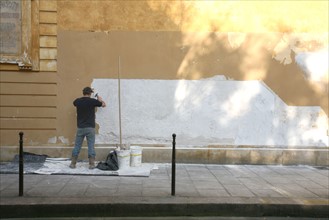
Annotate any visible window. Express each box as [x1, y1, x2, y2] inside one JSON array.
[[0, 0, 35, 71]]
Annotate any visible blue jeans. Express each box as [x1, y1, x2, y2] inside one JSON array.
[[72, 127, 96, 158]]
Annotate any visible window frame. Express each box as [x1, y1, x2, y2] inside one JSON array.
[[0, 0, 38, 71]]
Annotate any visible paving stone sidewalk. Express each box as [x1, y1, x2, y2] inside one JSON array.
[[0, 164, 328, 218]]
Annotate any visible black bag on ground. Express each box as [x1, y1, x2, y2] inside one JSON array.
[[96, 150, 119, 171]]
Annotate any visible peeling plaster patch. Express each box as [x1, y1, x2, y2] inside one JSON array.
[[48, 136, 57, 144], [47, 136, 69, 144], [29, 141, 39, 146], [273, 33, 328, 66], [58, 136, 69, 145], [227, 32, 246, 49], [92, 77, 328, 147], [273, 35, 293, 65]]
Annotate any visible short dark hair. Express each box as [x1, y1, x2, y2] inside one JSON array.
[[83, 87, 93, 95]]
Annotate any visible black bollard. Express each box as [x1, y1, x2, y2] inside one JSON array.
[[19, 132, 24, 196], [171, 133, 176, 196]]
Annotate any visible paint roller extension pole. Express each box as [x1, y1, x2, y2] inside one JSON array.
[[118, 56, 122, 148], [19, 132, 24, 196], [171, 133, 176, 196]]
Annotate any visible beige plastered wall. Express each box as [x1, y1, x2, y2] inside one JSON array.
[[0, 0, 328, 148]]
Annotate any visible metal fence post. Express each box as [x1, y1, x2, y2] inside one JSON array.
[[171, 133, 176, 196], [19, 132, 24, 196]]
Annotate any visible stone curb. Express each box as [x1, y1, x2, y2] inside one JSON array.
[[1, 202, 328, 218]]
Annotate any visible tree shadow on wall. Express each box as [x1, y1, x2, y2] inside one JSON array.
[[156, 17, 328, 147]]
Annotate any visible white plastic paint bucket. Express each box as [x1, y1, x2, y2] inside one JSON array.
[[116, 150, 131, 169], [130, 146, 142, 167]]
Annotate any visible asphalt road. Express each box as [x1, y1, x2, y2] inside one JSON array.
[[2, 217, 328, 220]]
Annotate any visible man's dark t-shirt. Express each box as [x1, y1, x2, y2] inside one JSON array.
[[73, 97, 103, 128]]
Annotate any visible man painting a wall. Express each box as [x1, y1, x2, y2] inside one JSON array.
[[70, 87, 106, 169]]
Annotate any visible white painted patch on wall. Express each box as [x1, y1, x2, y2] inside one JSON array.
[[47, 136, 69, 145], [48, 136, 57, 144], [58, 136, 69, 145], [92, 76, 328, 147], [295, 49, 329, 83], [272, 34, 328, 89]]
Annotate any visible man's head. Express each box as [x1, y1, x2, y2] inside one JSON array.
[[82, 87, 93, 95]]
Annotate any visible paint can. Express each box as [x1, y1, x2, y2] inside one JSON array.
[[130, 146, 142, 167], [116, 149, 131, 169]]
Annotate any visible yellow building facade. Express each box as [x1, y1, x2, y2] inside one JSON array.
[[0, 0, 328, 164]]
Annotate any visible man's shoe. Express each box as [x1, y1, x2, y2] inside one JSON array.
[[69, 157, 77, 169], [89, 157, 95, 169]]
